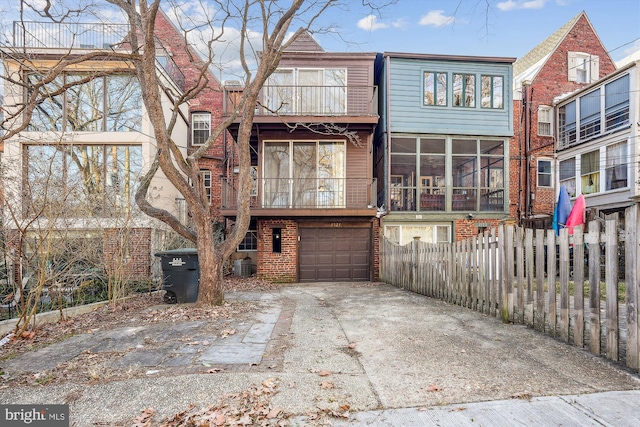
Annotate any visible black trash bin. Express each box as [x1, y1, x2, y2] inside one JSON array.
[[154, 248, 199, 304]]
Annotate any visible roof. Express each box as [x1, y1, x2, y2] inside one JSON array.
[[513, 11, 584, 78], [383, 51, 516, 64], [284, 29, 324, 52]]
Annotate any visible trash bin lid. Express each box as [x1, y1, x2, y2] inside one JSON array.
[[154, 248, 198, 257]]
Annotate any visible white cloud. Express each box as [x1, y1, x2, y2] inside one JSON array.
[[497, 0, 547, 11], [357, 15, 389, 31], [418, 10, 455, 28]]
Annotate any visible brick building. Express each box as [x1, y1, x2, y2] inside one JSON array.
[[510, 11, 616, 228]]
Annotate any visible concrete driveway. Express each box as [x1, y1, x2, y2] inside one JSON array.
[[1, 282, 639, 425]]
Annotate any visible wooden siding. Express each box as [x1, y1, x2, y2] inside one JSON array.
[[386, 57, 513, 136]]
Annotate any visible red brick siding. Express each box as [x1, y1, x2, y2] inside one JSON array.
[[104, 228, 153, 281], [454, 219, 502, 241], [257, 219, 298, 283]]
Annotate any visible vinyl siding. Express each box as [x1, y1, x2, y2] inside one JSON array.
[[387, 58, 513, 136]]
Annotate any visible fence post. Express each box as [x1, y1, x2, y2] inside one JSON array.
[[559, 228, 570, 343], [535, 229, 545, 332], [588, 219, 601, 354], [605, 214, 619, 362], [503, 225, 514, 323], [412, 237, 419, 293], [547, 229, 557, 337], [573, 227, 585, 348], [625, 204, 639, 370]]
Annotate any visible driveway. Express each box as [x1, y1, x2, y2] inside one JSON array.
[[1, 282, 639, 425]]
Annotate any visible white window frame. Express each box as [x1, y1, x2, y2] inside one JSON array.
[[383, 223, 451, 245], [538, 105, 552, 136], [200, 170, 212, 204], [537, 159, 553, 188], [191, 112, 211, 146], [568, 52, 599, 84]]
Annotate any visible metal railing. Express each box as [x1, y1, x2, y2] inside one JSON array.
[[222, 178, 376, 210], [224, 85, 378, 116], [11, 21, 185, 91]]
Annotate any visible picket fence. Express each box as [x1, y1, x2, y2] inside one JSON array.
[[380, 205, 640, 374]]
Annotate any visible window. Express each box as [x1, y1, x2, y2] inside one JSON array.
[[605, 142, 627, 190], [392, 137, 506, 213], [568, 52, 599, 84], [200, 170, 212, 204], [24, 144, 143, 217], [192, 112, 211, 145], [537, 160, 552, 187], [265, 68, 347, 115], [238, 219, 258, 251], [558, 101, 576, 149], [581, 150, 599, 195], [481, 75, 503, 109], [27, 73, 141, 132], [579, 89, 600, 140], [605, 74, 629, 131], [423, 71, 447, 106], [383, 224, 451, 245], [262, 140, 345, 208], [559, 158, 576, 197], [453, 74, 475, 107], [272, 228, 282, 253], [538, 106, 552, 136]]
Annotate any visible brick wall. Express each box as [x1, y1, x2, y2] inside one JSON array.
[[454, 219, 502, 241], [257, 219, 298, 283], [104, 228, 153, 281], [155, 11, 227, 219]]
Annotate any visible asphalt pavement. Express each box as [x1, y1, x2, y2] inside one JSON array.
[[1, 282, 639, 426]]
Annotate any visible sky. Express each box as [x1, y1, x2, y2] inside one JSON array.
[[309, 0, 640, 65], [0, 0, 639, 83]]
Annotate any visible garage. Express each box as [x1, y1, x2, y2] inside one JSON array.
[[299, 226, 371, 282]]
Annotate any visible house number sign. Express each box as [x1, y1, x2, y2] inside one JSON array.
[[330, 222, 342, 227], [169, 257, 186, 266]]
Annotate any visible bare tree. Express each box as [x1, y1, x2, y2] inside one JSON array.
[[1, 0, 390, 306]]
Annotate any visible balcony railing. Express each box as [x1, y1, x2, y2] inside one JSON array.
[[222, 178, 377, 210], [224, 85, 377, 117], [11, 21, 185, 91]]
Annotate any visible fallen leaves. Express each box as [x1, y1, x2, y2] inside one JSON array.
[[146, 378, 290, 426], [426, 384, 442, 393]]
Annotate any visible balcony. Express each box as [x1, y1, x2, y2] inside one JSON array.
[[223, 85, 378, 119], [221, 178, 377, 216], [11, 21, 185, 91]]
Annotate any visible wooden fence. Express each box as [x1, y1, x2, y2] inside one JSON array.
[[380, 205, 640, 374]]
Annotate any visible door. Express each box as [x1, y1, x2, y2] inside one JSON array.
[[299, 227, 370, 282]]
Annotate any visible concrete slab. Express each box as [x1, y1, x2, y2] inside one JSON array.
[[198, 343, 267, 365]]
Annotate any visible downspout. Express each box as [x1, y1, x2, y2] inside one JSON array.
[[523, 81, 531, 217], [377, 54, 391, 220]]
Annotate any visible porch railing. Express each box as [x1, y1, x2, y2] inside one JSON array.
[[223, 85, 378, 117], [221, 178, 377, 210], [12, 21, 185, 91]]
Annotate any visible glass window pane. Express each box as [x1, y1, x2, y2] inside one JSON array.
[[107, 75, 141, 132], [67, 74, 104, 132], [27, 73, 64, 131], [263, 142, 290, 207], [452, 139, 476, 154], [480, 140, 503, 155], [391, 137, 416, 153], [452, 156, 476, 187], [420, 138, 445, 154]]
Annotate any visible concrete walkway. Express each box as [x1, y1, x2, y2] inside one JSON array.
[[1, 283, 639, 426]]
